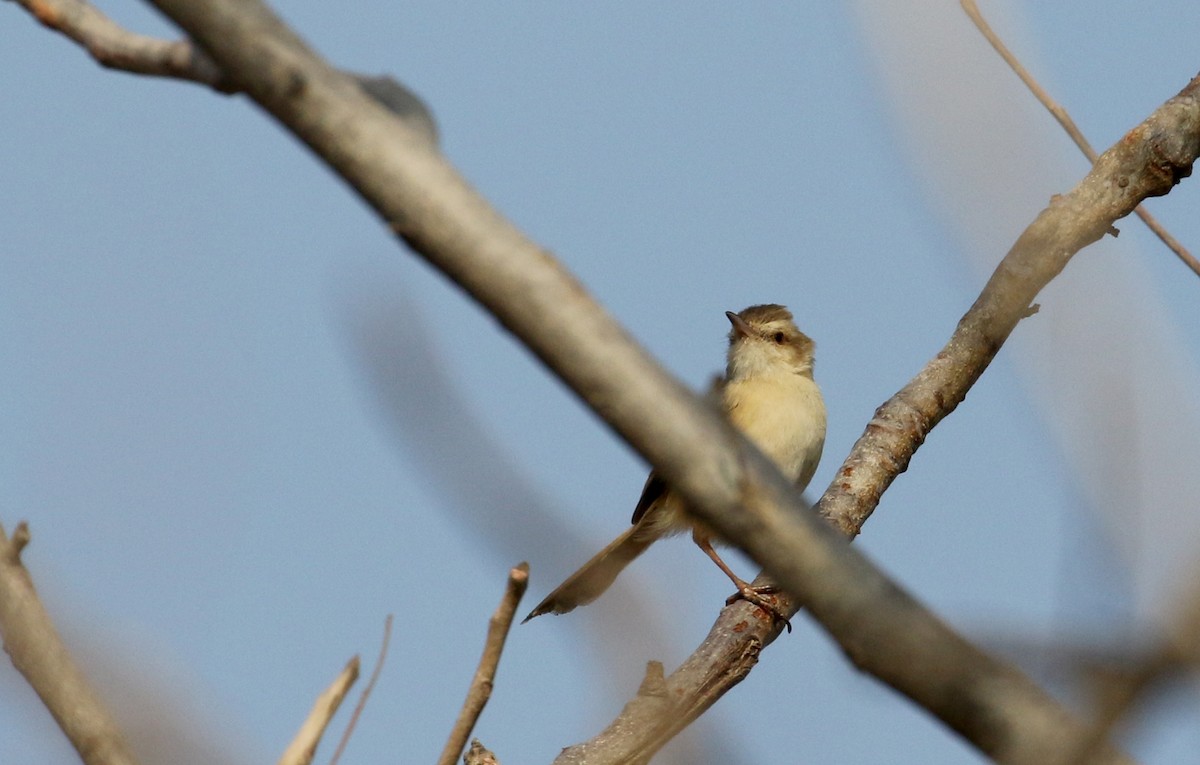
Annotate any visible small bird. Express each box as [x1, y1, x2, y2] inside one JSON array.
[[524, 304, 826, 623]]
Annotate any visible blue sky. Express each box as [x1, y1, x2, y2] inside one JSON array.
[[3, 2, 1198, 763]]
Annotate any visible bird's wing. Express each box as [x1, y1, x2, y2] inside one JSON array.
[[631, 375, 727, 525], [630, 471, 668, 524]]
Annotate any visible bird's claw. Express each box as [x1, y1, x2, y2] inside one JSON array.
[[725, 585, 792, 633]]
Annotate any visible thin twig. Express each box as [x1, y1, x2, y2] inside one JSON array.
[[437, 563, 529, 765], [277, 657, 360, 765], [0, 521, 140, 765], [961, 0, 1200, 277], [328, 614, 393, 765], [11, 0, 438, 144], [13, 0, 226, 86]]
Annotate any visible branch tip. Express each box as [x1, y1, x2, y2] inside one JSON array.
[[277, 656, 359, 765], [509, 561, 530, 583], [12, 521, 32, 558], [636, 661, 668, 697], [329, 614, 392, 765], [437, 568, 526, 765]]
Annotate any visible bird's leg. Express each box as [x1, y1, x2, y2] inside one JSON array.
[[692, 532, 792, 633]]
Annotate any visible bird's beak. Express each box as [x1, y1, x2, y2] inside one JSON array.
[[726, 310, 752, 339]]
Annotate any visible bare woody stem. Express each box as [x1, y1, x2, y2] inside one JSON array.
[[277, 657, 360, 765], [561, 75, 1199, 765], [819, 75, 1200, 539], [11, 0, 439, 142], [13, 0, 225, 86], [0, 523, 140, 765], [960, 0, 1200, 277], [437, 563, 528, 765], [329, 614, 393, 765]]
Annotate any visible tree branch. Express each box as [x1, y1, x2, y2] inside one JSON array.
[[565, 69, 1200, 755], [960, 0, 1200, 277], [0, 521, 140, 765], [277, 656, 360, 765], [10, 0, 438, 144], [438, 563, 528, 765], [12, 0, 226, 87], [817, 74, 1200, 537], [329, 614, 393, 765]]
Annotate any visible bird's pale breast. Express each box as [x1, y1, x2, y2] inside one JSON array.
[[723, 373, 826, 493]]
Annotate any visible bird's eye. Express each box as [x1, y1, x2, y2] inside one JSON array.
[[773, 332, 786, 344]]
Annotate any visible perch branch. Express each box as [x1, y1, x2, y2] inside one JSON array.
[[553, 53, 1200, 765]]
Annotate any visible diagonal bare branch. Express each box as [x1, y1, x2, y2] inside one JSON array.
[[564, 65, 1200, 751], [328, 614, 393, 765], [438, 563, 528, 765], [816, 76, 1200, 538], [0, 521, 140, 765], [277, 657, 360, 765], [960, 0, 1200, 277], [12, 0, 226, 86], [10, 0, 439, 144]]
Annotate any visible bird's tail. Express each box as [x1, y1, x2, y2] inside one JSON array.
[[523, 524, 657, 622]]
